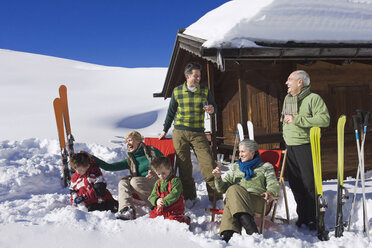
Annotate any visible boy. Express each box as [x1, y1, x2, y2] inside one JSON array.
[[148, 157, 190, 224], [69, 151, 118, 213]]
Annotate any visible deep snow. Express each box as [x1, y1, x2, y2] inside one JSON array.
[[0, 138, 371, 248]]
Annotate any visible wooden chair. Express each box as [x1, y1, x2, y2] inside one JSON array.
[[144, 137, 176, 167], [206, 149, 290, 234], [131, 138, 176, 204]]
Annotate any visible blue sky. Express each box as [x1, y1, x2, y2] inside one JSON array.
[[1, 0, 228, 67]]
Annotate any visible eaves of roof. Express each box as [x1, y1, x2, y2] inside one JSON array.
[[154, 31, 372, 98]]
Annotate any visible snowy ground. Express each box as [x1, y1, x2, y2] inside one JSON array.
[[0, 138, 371, 248]]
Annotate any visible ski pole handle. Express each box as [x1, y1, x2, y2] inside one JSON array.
[[353, 115, 360, 131], [356, 109, 364, 125]]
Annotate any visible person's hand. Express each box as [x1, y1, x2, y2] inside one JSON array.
[[146, 170, 158, 179], [212, 167, 221, 179], [156, 198, 164, 207], [204, 105, 214, 114], [283, 115, 294, 124], [261, 192, 274, 203], [74, 195, 86, 205], [93, 182, 107, 197], [159, 131, 166, 140]]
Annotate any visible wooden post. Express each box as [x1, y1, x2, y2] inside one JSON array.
[[207, 62, 217, 160], [238, 68, 248, 134]]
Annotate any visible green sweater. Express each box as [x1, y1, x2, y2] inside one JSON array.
[[282, 93, 330, 146], [148, 172, 183, 208], [215, 162, 280, 197], [163, 82, 217, 133], [92, 146, 163, 177]]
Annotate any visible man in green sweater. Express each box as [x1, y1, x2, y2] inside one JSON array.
[[282, 70, 330, 230], [159, 62, 219, 204]]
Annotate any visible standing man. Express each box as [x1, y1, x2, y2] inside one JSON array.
[[282, 70, 330, 229], [159, 62, 219, 204]]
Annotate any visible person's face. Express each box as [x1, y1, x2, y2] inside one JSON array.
[[126, 136, 140, 152], [285, 72, 303, 96], [185, 69, 201, 88], [154, 165, 172, 180], [76, 165, 89, 176], [239, 145, 256, 163]]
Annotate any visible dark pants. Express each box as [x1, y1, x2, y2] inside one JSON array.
[[87, 199, 118, 213], [286, 144, 316, 223], [219, 185, 265, 234]]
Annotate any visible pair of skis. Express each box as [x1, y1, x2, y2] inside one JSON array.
[[312, 113, 369, 240], [310, 126, 329, 241], [348, 110, 370, 237], [231, 121, 254, 163], [53, 85, 75, 187], [311, 116, 348, 241], [335, 115, 348, 237]]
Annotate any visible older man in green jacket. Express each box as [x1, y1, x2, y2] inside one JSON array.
[[282, 70, 330, 230]]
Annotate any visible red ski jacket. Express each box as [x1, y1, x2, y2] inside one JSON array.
[[70, 162, 114, 207]]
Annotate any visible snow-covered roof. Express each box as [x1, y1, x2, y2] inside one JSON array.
[[184, 0, 372, 48]]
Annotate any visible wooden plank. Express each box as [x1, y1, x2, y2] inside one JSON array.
[[238, 69, 248, 128], [207, 62, 217, 160]]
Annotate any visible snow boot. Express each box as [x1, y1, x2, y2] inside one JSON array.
[[237, 213, 258, 235], [220, 230, 234, 243], [115, 206, 135, 220]]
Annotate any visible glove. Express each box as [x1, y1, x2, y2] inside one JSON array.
[[74, 195, 86, 205], [93, 182, 107, 197]]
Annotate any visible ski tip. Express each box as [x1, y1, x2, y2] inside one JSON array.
[[53, 97, 61, 106]]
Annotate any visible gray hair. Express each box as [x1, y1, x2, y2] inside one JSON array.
[[294, 70, 310, 87], [184, 62, 201, 75], [239, 139, 258, 153]]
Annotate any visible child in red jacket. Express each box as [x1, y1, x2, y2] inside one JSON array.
[[148, 157, 190, 224], [69, 151, 118, 212]]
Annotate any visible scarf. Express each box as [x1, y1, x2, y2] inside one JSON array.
[[281, 86, 311, 122], [238, 155, 262, 180]]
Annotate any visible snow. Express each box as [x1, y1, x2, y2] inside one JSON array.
[[0, 49, 170, 148], [184, 0, 372, 48], [0, 49, 372, 247]]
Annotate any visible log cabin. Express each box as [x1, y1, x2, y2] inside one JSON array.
[[154, 29, 372, 180]]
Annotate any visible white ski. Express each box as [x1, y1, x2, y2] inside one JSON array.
[[231, 123, 244, 164], [237, 123, 244, 141], [247, 120, 254, 140]]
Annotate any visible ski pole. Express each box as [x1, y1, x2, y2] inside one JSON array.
[[349, 114, 370, 236], [348, 115, 362, 230], [360, 111, 370, 236]]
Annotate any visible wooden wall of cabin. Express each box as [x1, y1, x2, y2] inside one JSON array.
[[215, 61, 293, 149], [214, 60, 371, 179], [297, 61, 372, 179]]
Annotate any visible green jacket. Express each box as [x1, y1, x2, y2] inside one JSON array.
[[215, 162, 280, 197], [92, 146, 163, 177], [163, 82, 217, 133], [148, 172, 183, 208], [283, 93, 330, 146]]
